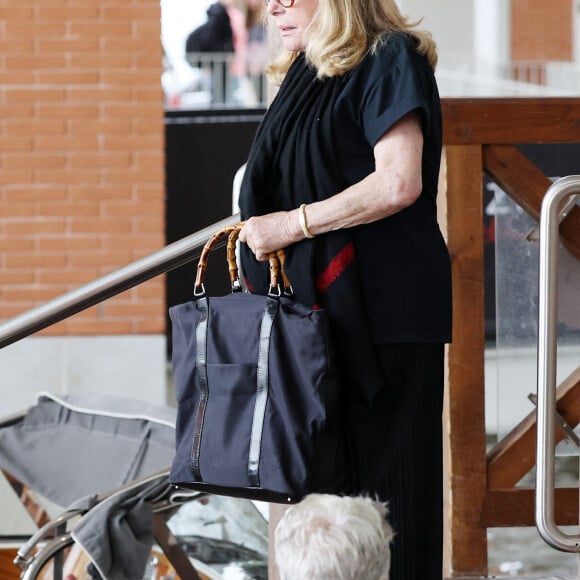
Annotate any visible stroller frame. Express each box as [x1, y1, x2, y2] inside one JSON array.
[[11, 467, 206, 580]]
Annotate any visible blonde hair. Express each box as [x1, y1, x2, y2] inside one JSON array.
[[267, 0, 437, 84]]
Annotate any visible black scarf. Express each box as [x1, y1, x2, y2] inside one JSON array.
[[239, 54, 384, 404]]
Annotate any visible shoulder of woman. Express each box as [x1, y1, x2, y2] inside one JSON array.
[[373, 31, 420, 62], [345, 32, 419, 84]]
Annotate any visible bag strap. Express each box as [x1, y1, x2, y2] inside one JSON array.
[[275, 248, 293, 296], [194, 225, 293, 297], [248, 297, 279, 487], [194, 223, 243, 296]]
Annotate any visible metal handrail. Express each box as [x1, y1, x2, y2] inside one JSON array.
[[0, 213, 241, 349], [536, 175, 580, 552]]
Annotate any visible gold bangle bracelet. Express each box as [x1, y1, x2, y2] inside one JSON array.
[[298, 203, 315, 239]]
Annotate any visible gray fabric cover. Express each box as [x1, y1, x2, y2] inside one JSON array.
[[70, 475, 169, 580], [0, 392, 176, 506]]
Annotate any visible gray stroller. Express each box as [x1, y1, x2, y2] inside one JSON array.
[[0, 393, 268, 580]]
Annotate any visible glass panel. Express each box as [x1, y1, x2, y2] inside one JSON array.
[[491, 146, 580, 444], [486, 144, 580, 576]]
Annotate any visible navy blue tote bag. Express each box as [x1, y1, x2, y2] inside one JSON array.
[[169, 224, 347, 503]]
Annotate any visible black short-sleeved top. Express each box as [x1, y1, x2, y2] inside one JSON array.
[[240, 32, 452, 348], [332, 33, 451, 343]]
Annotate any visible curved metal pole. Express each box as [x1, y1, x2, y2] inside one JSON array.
[[19, 533, 75, 580], [0, 213, 241, 349], [536, 175, 580, 552]]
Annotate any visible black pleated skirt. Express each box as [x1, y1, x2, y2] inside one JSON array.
[[345, 343, 445, 580]]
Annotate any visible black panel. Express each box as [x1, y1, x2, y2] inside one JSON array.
[[165, 108, 264, 349]]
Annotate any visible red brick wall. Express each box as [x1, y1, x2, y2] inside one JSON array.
[[0, 0, 165, 335], [511, 0, 573, 61]]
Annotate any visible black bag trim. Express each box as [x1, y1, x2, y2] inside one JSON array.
[[174, 481, 295, 504], [248, 297, 279, 486], [191, 297, 209, 480]]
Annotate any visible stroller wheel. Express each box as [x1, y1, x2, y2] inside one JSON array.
[[19, 535, 180, 580], [20, 533, 78, 580]]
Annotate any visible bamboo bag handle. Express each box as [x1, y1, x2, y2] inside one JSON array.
[[194, 224, 293, 298]]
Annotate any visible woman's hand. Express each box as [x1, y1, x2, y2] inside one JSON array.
[[239, 211, 302, 261]]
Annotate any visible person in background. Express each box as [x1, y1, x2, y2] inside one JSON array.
[[274, 494, 394, 580], [185, 2, 234, 54], [238, 0, 452, 577], [222, 0, 249, 81], [245, 0, 269, 102], [246, 0, 267, 48], [185, 0, 248, 105]]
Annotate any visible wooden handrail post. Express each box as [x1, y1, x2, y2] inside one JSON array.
[[441, 144, 488, 577]]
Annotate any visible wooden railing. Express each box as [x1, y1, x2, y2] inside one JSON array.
[[440, 97, 580, 576]]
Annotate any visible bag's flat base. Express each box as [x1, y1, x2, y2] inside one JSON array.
[[171, 481, 299, 504]]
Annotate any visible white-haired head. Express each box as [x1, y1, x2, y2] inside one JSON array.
[[274, 494, 394, 580]]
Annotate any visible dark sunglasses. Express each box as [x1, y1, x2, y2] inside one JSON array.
[[266, 0, 296, 7]]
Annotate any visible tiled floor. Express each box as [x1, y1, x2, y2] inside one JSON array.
[[487, 524, 580, 578]]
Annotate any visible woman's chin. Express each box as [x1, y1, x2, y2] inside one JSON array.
[[281, 38, 305, 52]]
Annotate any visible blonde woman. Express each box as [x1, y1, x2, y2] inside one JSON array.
[[238, 1, 450, 577]]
